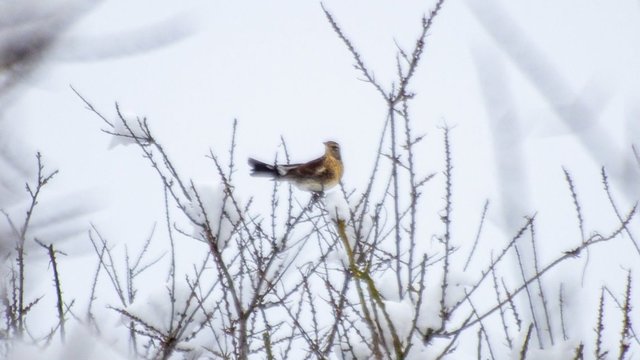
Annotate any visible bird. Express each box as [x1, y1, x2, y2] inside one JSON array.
[[248, 141, 343, 193]]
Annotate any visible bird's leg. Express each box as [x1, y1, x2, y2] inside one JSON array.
[[311, 191, 325, 203], [304, 191, 323, 211]]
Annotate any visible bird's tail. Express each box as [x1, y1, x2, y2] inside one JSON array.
[[248, 158, 279, 178]]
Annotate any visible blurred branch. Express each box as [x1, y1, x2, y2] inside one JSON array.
[[618, 271, 632, 360], [34, 238, 66, 343], [519, 324, 533, 360], [320, 3, 388, 100], [438, 125, 453, 328], [601, 167, 640, 256], [463, 200, 489, 271], [449, 203, 637, 335]]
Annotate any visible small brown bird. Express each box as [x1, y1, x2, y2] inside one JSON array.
[[248, 141, 343, 192]]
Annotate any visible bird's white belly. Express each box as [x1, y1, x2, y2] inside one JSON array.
[[292, 178, 339, 192]]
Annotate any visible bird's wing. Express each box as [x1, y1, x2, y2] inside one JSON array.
[[286, 157, 328, 178]]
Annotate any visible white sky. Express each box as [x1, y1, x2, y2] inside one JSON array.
[[4, 0, 640, 357]]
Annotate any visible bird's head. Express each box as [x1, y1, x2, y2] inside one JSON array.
[[324, 141, 341, 160]]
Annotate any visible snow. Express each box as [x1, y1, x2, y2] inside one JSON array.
[[107, 111, 146, 149], [187, 182, 240, 248], [509, 329, 581, 360], [3, 0, 640, 358], [325, 188, 350, 221], [379, 299, 414, 344], [8, 326, 128, 360]]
